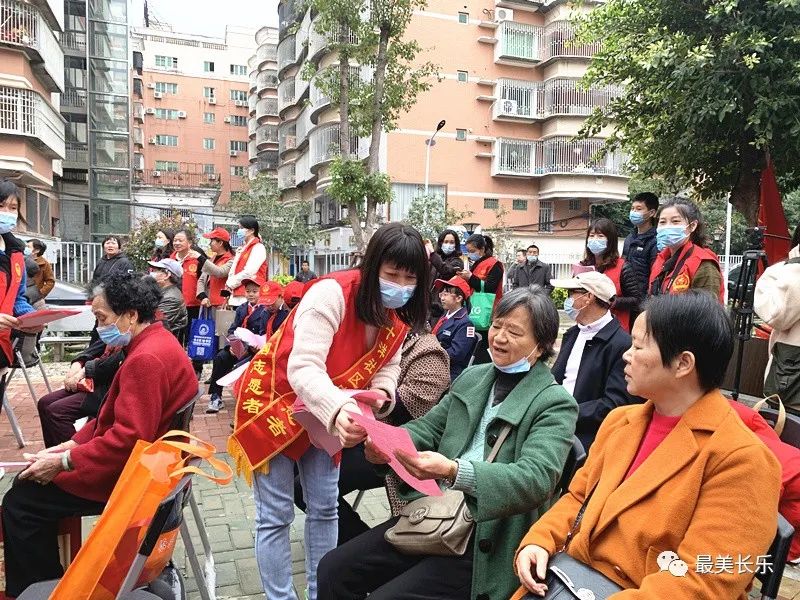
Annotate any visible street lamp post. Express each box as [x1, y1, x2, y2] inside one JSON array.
[[424, 119, 447, 195]]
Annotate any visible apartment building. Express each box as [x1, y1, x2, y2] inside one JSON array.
[[247, 26, 279, 181], [0, 0, 66, 237], [271, 0, 628, 254], [130, 24, 264, 228]]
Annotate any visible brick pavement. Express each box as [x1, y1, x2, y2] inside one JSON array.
[[1, 363, 800, 599]]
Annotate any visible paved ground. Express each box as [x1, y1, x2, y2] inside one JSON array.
[[1, 362, 799, 599]]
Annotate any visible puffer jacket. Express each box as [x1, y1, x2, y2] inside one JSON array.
[[623, 227, 658, 296], [613, 259, 645, 315], [23, 255, 42, 305]]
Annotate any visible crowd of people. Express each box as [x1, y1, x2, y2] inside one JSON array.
[[0, 173, 798, 600]]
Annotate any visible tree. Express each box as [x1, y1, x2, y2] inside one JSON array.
[[127, 212, 196, 271], [486, 206, 516, 266], [307, 0, 438, 253], [402, 194, 473, 242], [576, 0, 800, 225], [228, 175, 315, 261]]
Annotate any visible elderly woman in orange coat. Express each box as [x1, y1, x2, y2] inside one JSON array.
[[512, 292, 781, 600]]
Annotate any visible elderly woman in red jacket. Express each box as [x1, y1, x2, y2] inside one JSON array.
[[2, 272, 198, 598]]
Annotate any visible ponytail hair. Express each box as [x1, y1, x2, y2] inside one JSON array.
[[466, 233, 494, 256], [658, 198, 709, 248]]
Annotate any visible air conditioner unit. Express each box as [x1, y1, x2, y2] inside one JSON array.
[[148, 137, 157, 144], [147, 83, 156, 89], [501, 99, 518, 114], [285, 135, 297, 150], [208, 97, 217, 104], [177, 111, 187, 118], [230, 150, 239, 157], [223, 116, 231, 123], [235, 100, 247, 107], [145, 108, 156, 115], [153, 170, 162, 177], [495, 8, 514, 21], [207, 173, 218, 181], [153, 91, 163, 99]]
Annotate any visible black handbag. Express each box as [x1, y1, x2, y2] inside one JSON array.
[[522, 485, 623, 600]]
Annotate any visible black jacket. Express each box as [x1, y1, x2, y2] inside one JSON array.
[[623, 228, 658, 298], [551, 317, 643, 451], [91, 253, 134, 284], [23, 255, 42, 304], [467, 255, 503, 294], [514, 260, 554, 293], [607, 259, 645, 316], [73, 340, 125, 416]]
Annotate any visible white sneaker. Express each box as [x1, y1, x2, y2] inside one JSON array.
[[206, 395, 224, 414]]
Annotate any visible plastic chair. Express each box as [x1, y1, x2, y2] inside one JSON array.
[[466, 331, 483, 368], [18, 471, 195, 600], [556, 436, 587, 498], [755, 514, 795, 600]]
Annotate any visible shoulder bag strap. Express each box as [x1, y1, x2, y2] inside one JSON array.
[[560, 482, 599, 552], [486, 423, 513, 463]]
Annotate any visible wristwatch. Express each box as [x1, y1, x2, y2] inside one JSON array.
[[442, 460, 459, 488], [61, 449, 73, 472]]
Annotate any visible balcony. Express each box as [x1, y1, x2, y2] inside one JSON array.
[[257, 149, 278, 171], [61, 30, 85, 52], [0, 0, 65, 91], [132, 127, 143, 147], [543, 21, 601, 61], [295, 107, 313, 148], [133, 169, 222, 189], [31, 0, 63, 30], [277, 34, 297, 72], [279, 121, 296, 155], [256, 123, 278, 148], [248, 139, 257, 161], [0, 86, 65, 159], [258, 42, 278, 67], [492, 137, 626, 177], [309, 122, 367, 172], [278, 77, 296, 112], [249, 71, 258, 93], [64, 141, 87, 167], [248, 93, 257, 114], [258, 70, 279, 93], [133, 102, 144, 122], [493, 78, 621, 121], [495, 21, 542, 66], [495, 0, 545, 12], [62, 86, 87, 110], [248, 116, 257, 138], [278, 162, 296, 190], [492, 78, 541, 122], [295, 148, 311, 186], [256, 96, 279, 121]]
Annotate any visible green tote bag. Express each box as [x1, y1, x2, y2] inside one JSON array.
[[468, 281, 495, 330]]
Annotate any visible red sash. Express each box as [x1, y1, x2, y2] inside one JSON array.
[[232, 238, 268, 297], [649, 242, 724, 302], [600, 258, 630, 332], [171, 252, 200, 307], [228, 270, 408, 481], [0, 252, 24, 363], [207, 251, 233, 306], [472, 255, 504, 309]]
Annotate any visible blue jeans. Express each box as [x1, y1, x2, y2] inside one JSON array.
[[254, 447, 339, 600]]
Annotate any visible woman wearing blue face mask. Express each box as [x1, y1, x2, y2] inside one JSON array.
[[318, 284, 578, 600], [459, 233, 504, 363], [649, 198, 723, 302], [426, 229, 464, 324], [578, 218, 643, 332], [152, 228, 175, 262], [225, 215, 267, 307], [3, 271, 197, 597], [230, 222, 429, 600]]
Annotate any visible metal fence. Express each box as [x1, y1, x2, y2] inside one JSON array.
[[49, 241, 104, 286]]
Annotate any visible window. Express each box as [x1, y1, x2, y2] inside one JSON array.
[[155, 135, 178, 146], [229, 115, 247, 126], [230, 64, 247, 76], [155, 55, 178, 69], [456, 129, 467, 141], [458, 12, 468, 24], [154, 160, 179, 171], [203, 87, 216, 98], [230, 90, 247, 102], [457, 70, 468, 82], [155, 82, 177, 94], [203, 61, 215, 72], [512, 199, 528, 211], [390, 183, 446, 221], [203, 138, 216, 150], [154, 108, 179, 120], [203, 163, 216, 174], [538, 200, 554, 232], [568, 198, 582, 211], [231, 165, 247, 177], [484, 198, 499, 210], [204, 112, 215, 124], [230, 140, 248, 152]]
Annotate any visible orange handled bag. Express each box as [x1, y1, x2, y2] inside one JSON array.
[[50, 431, 232, 600]]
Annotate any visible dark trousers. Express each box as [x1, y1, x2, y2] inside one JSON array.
[[294, 444, 384, 545], [2, 478, 105, 597], [37, 388, 89, 448], [183, 306, 204, 376], [208, 346, 238, 397], [317, 517, 474, 600]]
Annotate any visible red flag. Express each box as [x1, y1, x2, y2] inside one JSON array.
[[758, 159, 791, 265]]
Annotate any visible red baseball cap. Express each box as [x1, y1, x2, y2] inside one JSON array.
[[283, 280, 305, 304], [259, 280, 283, 305], [202, 227, 231, 242], [241, 275, 266, 288], [433, 276, 472, 299]]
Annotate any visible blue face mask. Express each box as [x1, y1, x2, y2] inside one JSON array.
[[656, 226, 689, 251], [587, 239, 608, 256], [0, 211, 18, 235], [154, 238, 166, 248], [96, 316, 133, 347], [237, 228, 247, 239], [491, 346, 537, 374], [526, 255, 538, 264], [563, 296, 581, 320], [629, 211, 646, 226], [23, 247, 32, 256], [379, 278, 416, 309], [467, 251, 480, 262], [440, 243, 456, 255]]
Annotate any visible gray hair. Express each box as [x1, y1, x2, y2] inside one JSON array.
[[493, 285, 559, 361]]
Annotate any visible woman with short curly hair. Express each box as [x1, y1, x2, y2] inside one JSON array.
[[2, 272, 199, 597]]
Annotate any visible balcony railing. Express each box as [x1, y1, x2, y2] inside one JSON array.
[[61, 30, 86, 52], [278, 77, 296, 111], [257, 96, 279, 120], [248, 139, 257, 161], [0, 86, 65, 158], [248, 116, 257, 137], [133, 102, 144, 121], [248, 93, 258, 114], [496, 21, 542, 64], [249, 71, 258, 92], [277, 34, 297, 71], [278, 162, 296, 190], [309, 122, 367, 171], [62, 87, 87, 109], [492, 137, 626, 177], [133, 169, 222, 188], [279, 121, 297, 155], [258, 42, 278, 65], [544, 21, 601, 60], [0, 0, 65, 91], [258, 149, 279, 171], [65, 141, 88, 165], [295, 148, 311, 186], [257, 123, 279, 147], [132, 127, 143, 146], [258, 70, 279, 92], [308, 15, 360, 62], [295, 107, 313, 145], [493, 78, 621, 120]]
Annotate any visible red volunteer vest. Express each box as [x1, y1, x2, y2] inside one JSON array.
[[649, 242, 724, 303], [0, 252, 24, 363], [171, 252, 200, 308], [232, 238, 268, 297], [472, 255, 504, 310], [207, 251, 234, 306], [229, 269, 408, 480], [600, 258, 630, 333]]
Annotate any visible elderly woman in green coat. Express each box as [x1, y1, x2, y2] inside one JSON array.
[[318, 285, 578, 600]]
